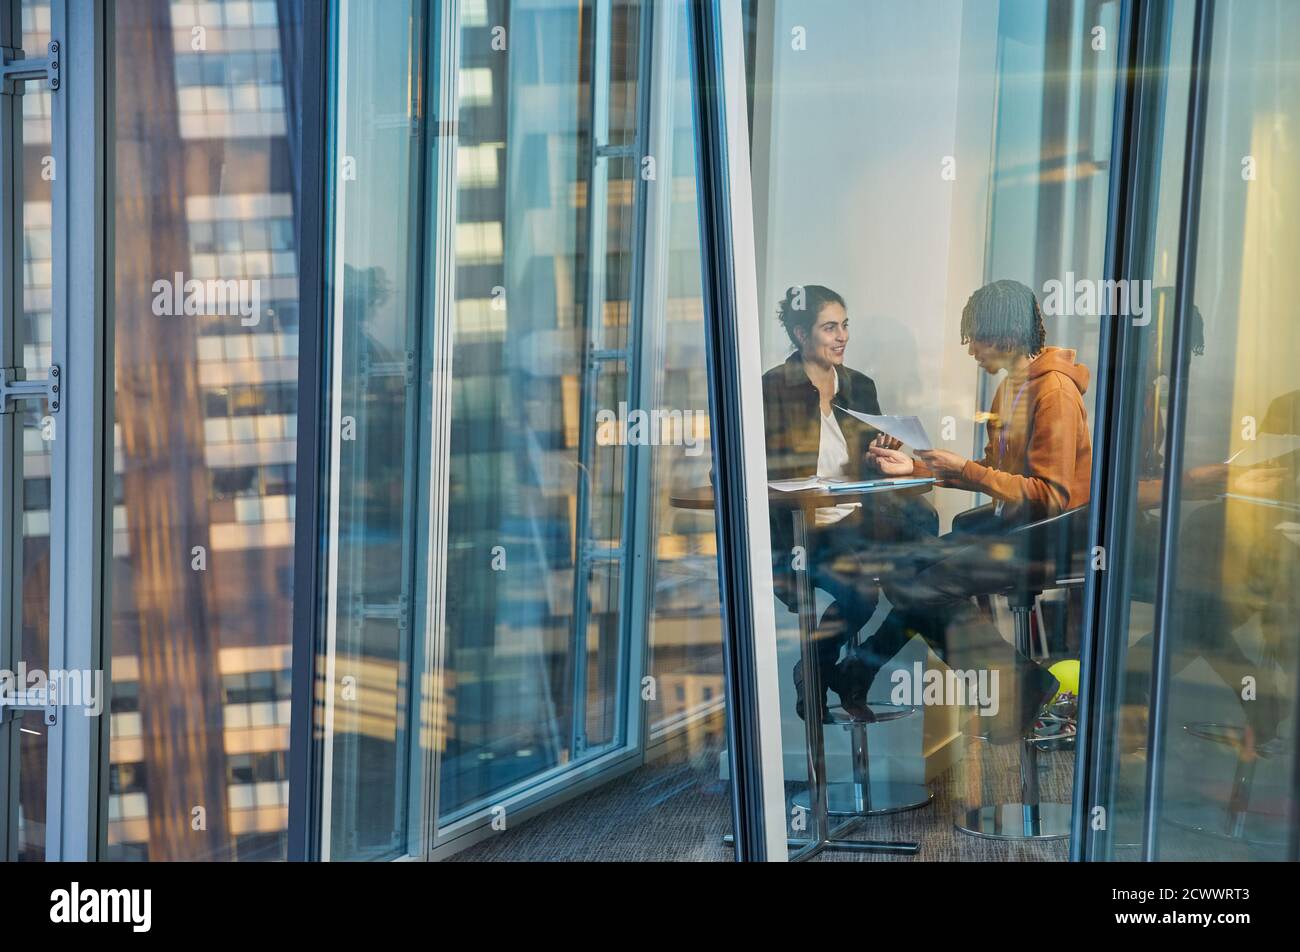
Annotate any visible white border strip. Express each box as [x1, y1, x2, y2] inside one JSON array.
[[718, 0, 787, 862]]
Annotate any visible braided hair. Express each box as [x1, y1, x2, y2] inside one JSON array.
[[960, 279, 1045, 356]]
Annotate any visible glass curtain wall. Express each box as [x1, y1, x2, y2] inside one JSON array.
[[3, 0, 54, 863], [1094, 0, 1300, 861], [319, 0, 426, 862], [321, 0, 736, 860], [108, 0, 304, 861], [739, 0, 1118, 859]]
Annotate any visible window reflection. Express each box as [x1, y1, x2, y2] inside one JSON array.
[[744, 0, 1116, 857], [108, 0, 301, 861], [15, 0, 53, 864]]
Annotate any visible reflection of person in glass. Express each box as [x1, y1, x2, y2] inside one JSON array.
[[1170, 390, 1300, 750], [1123, 291, 1294, 749], [761, 285, 936, 723], [860, 280, 1092, 741], [1127, 292, 1296, 748]]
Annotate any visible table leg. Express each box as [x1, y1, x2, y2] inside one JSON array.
[[790, 505, 919, 859], [792, 506, 830, 846]]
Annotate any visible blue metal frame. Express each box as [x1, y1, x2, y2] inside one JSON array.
[[687, 0, 767, 863], [1140, 0, 1215, 861], [48, 0, 110, 863], [287, 0, 329, 865], [1072, 0, 1173, 861]]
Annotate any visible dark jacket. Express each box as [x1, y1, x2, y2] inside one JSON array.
[[762, 353, 935, 609], [762, 352, 883, 483]]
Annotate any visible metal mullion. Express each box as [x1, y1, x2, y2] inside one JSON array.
[[1141, 0, 1215, 862], [288, 0, 330, 864], [1072, 0, 1141, 862], [38, 0, 107, 865], [391, 0, 432, 857], [611, 0, 654, 752], [421, 0, 460, 858], [1074, 0, 1181, 863], [688, 0, 787, 863], [43, 0, 68, 860], [569, 0, 613, 759], [626, 0, 673, 761]]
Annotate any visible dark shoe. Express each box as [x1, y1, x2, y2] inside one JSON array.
[[832, 647, 879, 722], [793, 658, 832, 723]]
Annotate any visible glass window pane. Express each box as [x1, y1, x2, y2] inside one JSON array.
[[319, 0, 424, 862], [743, 0, 1117, 858], [108, 0, 303, 861], [323, 0, 737, 860], [1150, 0, 1300, 860]]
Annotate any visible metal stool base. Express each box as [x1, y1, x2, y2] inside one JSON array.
[[955, 802, 1072, 841], [1162, 807, 1288, 850], [793, 780, 933, 817]]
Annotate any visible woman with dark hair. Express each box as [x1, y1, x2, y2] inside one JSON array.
[[761, 284, 936, 722]]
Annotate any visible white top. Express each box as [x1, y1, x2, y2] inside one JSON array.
[[815, 374, 862, 527]]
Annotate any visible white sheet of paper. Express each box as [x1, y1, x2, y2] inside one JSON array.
[[834, 406, 934, 451], [768, 477, 825, 492]]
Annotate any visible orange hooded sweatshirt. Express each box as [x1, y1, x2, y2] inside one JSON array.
[[919, 346, 1092, 522]]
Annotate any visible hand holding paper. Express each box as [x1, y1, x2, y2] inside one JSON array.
[[834, 406, 934, 451]]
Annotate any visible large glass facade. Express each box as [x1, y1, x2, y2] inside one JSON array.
[[738, 0, 1116, 860], [1, 0, 1298, 867], [320, 0, 736, 861], [9, 0, 53, 863], [1095, 0, 1300, 860], [107, 0, 302, 861]]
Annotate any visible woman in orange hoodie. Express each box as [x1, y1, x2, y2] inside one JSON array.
[[877, 279, 1092, 519], [846, 280, 1092, 741]]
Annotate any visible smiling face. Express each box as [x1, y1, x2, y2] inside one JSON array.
[[967, 338, 1020, 375], [797, 302, 849, 368]]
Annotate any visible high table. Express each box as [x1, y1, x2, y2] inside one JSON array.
[[670, 478, 934, 860]]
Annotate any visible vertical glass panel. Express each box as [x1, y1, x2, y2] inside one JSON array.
[[19, 0, 52, 672], [1088, 0, 1196, 859], [108, 0, 303, 861], [638, 0, 732, 844], [1, 0, 54, 864], [324, 0, 737, 859], [15, 709, 45, 861], [321, 0, 424, 862], [438, 0, 615, 818], [443, 0, 735, 858], [743, 0, 1116, 859], [1150, 0, 1300, 860]]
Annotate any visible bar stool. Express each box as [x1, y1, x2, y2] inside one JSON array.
[[956, 505, 1089, 841], [792, 701, 933, 817], [1171, 635, 1289, 848]]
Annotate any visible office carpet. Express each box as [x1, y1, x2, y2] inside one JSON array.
[[447, 734, 1280, 862], [448, 737, 1081, 862]]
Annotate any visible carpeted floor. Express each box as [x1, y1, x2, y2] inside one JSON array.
[[448, 723, 1290, 862], [448, 734, 1080, 862]]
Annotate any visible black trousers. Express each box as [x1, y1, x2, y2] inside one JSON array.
[[853, 520, 1060, 743], [800, 498, 939, 699]]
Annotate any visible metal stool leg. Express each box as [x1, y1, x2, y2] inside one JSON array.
[[787, 505, 920, 858], [791, 710, 934, 817], [956, 602, 1070, 841]]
